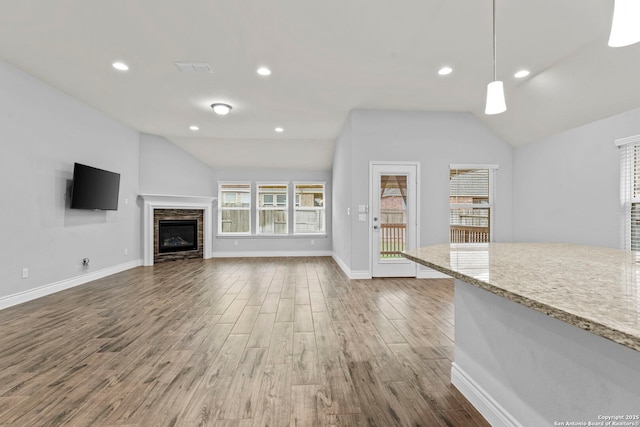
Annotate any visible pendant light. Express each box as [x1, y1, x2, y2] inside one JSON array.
[[608, 0, 640, 47], [485, 0, 506, 115]]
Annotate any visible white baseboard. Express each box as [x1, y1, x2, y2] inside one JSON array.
[[348, 270, 372, 279], [212, 250, 333, 258], [417, 267, 451, 279], [451, 363, 521, 427], [331, 252, 372, 279], [0, 259, 143, 311]]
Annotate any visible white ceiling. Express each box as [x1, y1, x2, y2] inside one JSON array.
[[2, 0, 640, 171]]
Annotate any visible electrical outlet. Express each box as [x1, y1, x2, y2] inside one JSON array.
[[124, 248, 128, 255], [22, 268, 28, 279], [82, 258, 90, 268], [234, 240, 239, 246], [310, 240, 315, 245]]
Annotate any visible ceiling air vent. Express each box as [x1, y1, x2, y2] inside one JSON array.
[[174, 62, 213, 73]]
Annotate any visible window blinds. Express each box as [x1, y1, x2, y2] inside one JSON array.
[[449, 168, 489, 204], [617, 135, 640, 251]]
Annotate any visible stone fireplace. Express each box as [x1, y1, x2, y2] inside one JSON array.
[[154, 210, 202, 263], [140, 194, 215, 266]]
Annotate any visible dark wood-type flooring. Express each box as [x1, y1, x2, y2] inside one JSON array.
[[0, 257, 489, 426]]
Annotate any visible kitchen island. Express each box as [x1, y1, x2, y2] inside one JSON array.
[[403, 243, 640, 427]]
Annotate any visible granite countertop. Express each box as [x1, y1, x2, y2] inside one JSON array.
[[403, 243, 640, 352]]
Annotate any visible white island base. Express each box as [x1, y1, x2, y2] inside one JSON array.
[[453, 279, 640, 426]]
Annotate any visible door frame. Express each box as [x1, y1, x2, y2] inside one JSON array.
[[369, 161, 421, 277]]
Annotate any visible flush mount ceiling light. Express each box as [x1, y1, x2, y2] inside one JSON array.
[[438, 66, 453, 76], [211, 103, 232, 115], [609, 0, 640, 47], [111, 61, 129, 71], [514, 70, 530, 79], [257, 67, 272, 76], [275, 127, 284, 133], [485, 0, 506, 115], [189, 125, 199, 131]]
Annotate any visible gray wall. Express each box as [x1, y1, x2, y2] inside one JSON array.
[[213, 168, 332, 255], [0, 60, 141, 300], [139, 133, 216, 197], [331, 115, 353, 267], [333, 110, 514, 273], [513, 107, 640, 248]]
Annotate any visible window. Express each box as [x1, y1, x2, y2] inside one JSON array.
[[257, 183, 288, 234], [218, 183, 251, 234], [217, 180, 328, 237], [618, 135, 640, 250], [294, 183, 325, 234], [261, 193, 286, 207], [449, 165, 496, 243]]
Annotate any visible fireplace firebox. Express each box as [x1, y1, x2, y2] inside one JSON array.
[[158, 220, 198, 253]]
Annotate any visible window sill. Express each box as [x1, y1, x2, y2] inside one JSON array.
[[216, 234, 328, 239]]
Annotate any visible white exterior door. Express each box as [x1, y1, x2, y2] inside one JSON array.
[[370, 162, 419, 277]]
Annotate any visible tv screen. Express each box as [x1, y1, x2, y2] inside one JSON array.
[[70, 163, 120, 211]]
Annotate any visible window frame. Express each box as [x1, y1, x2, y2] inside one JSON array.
[[293, 182, 326, 235], [449, 164, 497, 243], [218, 182, 252, 235], [256, 182, 289, 235]]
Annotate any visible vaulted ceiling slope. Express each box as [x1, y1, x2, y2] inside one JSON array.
[[2, 0, 640, 170]]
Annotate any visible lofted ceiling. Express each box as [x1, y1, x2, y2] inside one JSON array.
[[2, 0, 640, 171]]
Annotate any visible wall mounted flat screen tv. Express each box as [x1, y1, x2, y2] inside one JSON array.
[[70, 163, 121, 211]]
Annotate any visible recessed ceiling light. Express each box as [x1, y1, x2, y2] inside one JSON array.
[[514, 70, 530, 78], [438, 66, 453, 76], [257, 67, 272, 76], [275, 127, 284, 133], [189, 125, 199, 131], [112, 61, 129, 71], [211, 103, 232, 116]]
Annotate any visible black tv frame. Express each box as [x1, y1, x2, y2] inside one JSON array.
[[70, 163, 120, 211]]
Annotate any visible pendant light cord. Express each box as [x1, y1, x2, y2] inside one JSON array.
[[492, 0, 497, 82]]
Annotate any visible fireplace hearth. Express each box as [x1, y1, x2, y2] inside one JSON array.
[[158, 220, 198, 253]]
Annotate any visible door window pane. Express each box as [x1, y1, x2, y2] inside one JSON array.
[[379, 175, 407, 259]]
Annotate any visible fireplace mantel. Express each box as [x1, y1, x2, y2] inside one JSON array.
[[139, 194, 216, 266]]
